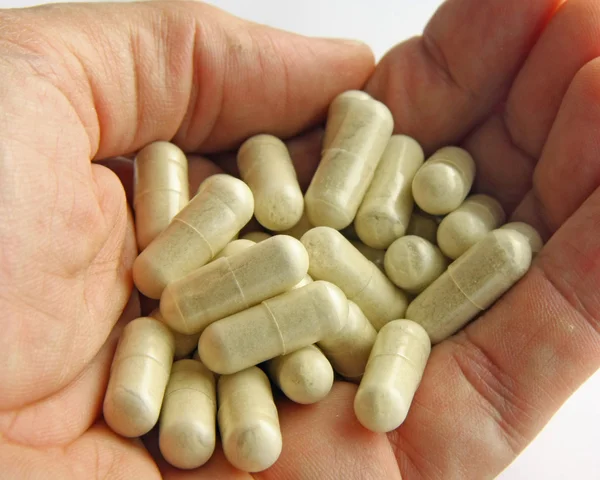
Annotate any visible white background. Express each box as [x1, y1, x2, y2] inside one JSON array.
[[2, 0, 600, 478]]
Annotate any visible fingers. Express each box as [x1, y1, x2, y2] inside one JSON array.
[[1, 2, 373, 160], [365, 0, 561, 153]]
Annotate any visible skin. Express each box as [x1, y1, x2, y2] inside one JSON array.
[[0, 0, 599, 479]]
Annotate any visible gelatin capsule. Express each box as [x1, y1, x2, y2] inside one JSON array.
[[213, 239, 256, 260], [500, 221, 543, 255]]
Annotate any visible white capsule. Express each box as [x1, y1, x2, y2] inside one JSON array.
[[354, 320, 430, 432], [500, 222, 543, 255], [305, 91, 394, 229], [355, 135, 424, 248], [412, 147, 475, 215], [218, 367, 282, 472], [437, 194, 506, 259], [213, 239, 256, 260], [159, 359, 216, 469]]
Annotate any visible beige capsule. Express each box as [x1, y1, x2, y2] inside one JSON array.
[[321, 90, 373, 151], [355, 135, 425, 249], [412, 147, 476, 215], [218, 367, 282, 472], [384, 236, 448, 295], [267, 345, 334, 404], [133, 174, 254, 299], [354, 320, 430, 433], [213, 239, 256, 260], [133, 141, 189, 251], [305, 91, 394, 229], [406, 210, 439, 244], [150, 309, 199, 359], [350, 240, 386, 272], [103, 317, 174, 437], [406, 229, 532, 343], [238, 134, 304, 231], [159, 359, 216, 469], [160, 235, 309, 335], [301, 227, 408, 331], [318, 301, 377, 382], [500, 222, 544, 255], [437, 194, 506, 260], [199, 281, 348, 375], [241, 231, 272, 243]]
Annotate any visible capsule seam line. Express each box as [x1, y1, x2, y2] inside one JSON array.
[[165, 387, 216, 406], [173, 218, 215, 257], [372, 352, 421, 368], [350, 264, 376, 304], [263, 301, 286, 355], [229, 263, 250, 310], [447, 267, 485, 310], [112, 353, 172, 375], [134, 187, 186, 205]]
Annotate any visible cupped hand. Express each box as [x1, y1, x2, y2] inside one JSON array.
[[1, 0, 599, 479]]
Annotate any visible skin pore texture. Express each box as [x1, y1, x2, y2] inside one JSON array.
[[1, 0, 600, 479]]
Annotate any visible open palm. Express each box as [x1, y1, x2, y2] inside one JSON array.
[[1, 1, 599, 479]]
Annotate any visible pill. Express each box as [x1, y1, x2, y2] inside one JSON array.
[[150, 309, 199, 359], [412, 147, 475, 215], [103, 317, 174, 437], [241, 231, 272, 243], [238, 134, 304, 231], [301, 227, 408, 330], [133, 141, 189, 251], [350, 240, 386, 272], [133, 174, 254, 299], [213, 238, 256, 260], [199, 280, 348, 374], [500, 222, 543, 255], [406, 210, 439, 244], [406, 229, 532, 343], [321, 90, 373, 151], [437, 194, 505, 260], [159, 359, 216, 469], [384, 236, 448, 294], [305, 91, 394, 229], [218, 367, 282, 472], [354, 320, 430, 432], [267, 345, 334, 404], [160, 235, 309, 335], [280, 211, 313, 240], [318, 301, 377, 382], [355, 135, 425, 249]]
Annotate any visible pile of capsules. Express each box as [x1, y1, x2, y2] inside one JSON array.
[[102, 90, 542, 472]]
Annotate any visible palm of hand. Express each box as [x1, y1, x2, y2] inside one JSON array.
[[1, 1, 599, 479]]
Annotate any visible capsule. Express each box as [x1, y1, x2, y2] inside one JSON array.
[[412, 147, 475, 215], [406, 210, 439, 244], [355, 135, 425, 249], [150, 309, 199, 359], [133, 141, 189, 251], [218, 367, 282, 472], [350, 240, 386, 272], [103, 317, 174, 437], [133, 174, 254, 299], [437, 194, 505, 260], [406, 229, 532, 343], [280, 211, 313, 240], [199, 281, 348, 375], [304, 91, 394, 229], [500, 222, 543, 255], [384, 236, 448, 294], [159, 359, 216, 469], [160, 235, 309, 335], [238, 134, 304, 231], [267, 345, 334, 404], [301, 227, 408, 330], [213, 239, 256, 260], [241, 231, 271, 243], [321, 90, 373, 151], [318, 301, 377, 382], [354, 320, 431, 432]]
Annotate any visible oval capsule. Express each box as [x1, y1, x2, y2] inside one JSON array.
[[150, 309, 199, 359], [218, 367, 282, 472], [321, 90, 373, 151], [103, 317, 174, 437], [412, 147, 475, 215], [318, 301, 377, 382], [159, 359, 216, 469], [355, 135, 425, 249], [406, 210, 439, 244], [305, 91, 394, 229], [213, 239, 256, 260], [384, 235, 448, 294], [500, 222, 543, 255], [267, 345, 334, 404], [238, 134, 304, 231], [406, 229, 532, 343], [354, 320, 431, 432], [160, 235, 309, 335], [199, 281, 348, 375], [133, 174, 254, 299], [301, 227, 408, 330], [133, 141, 189, 251], [437, 194, 506, 260]]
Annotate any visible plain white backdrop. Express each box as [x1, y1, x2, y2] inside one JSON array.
[[2, 0, 600, 479]]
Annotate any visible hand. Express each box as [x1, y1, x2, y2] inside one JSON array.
[[1, 1, 599, 480]]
